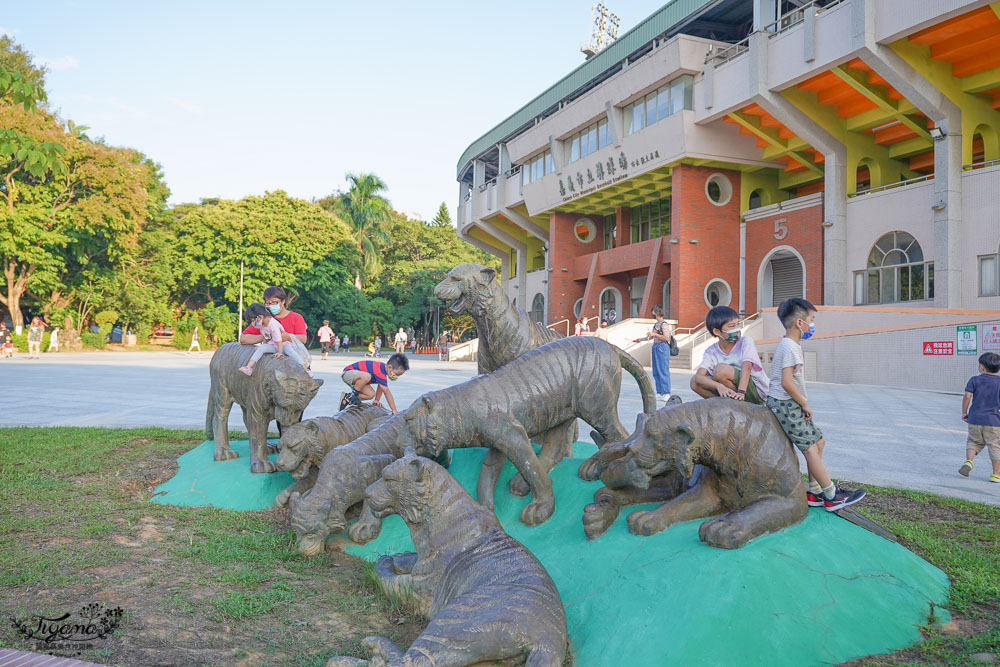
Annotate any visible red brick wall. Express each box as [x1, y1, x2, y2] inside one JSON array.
[[671, 165, 743, 328], [745, 204, 824, 310], [549, 211, 604, 324]]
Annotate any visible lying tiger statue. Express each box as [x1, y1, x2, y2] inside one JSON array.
[[584, 398, 808, 549], [273, 404, 390, 508], [328, 453, 568, 667], [398, 335, 656, 526]]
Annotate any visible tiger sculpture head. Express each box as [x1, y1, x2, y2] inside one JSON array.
[[261, 362, 323, 428], [400, 393, 464, 461], [433, 263, 500, 318], [363, 451, 450, 526], [599, 410, 697, 489], [274, 419, 321, 479]]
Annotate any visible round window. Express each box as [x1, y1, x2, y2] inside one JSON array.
[[704, 279, 732, 308], [573, 298, 584, 318], [705, 173, 733, 206], [574, 217, 596, 243]]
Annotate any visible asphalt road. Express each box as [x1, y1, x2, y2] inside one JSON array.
[[2, 349, 995, 506]]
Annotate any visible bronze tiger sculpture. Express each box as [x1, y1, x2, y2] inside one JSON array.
[[434, 263, 580, 496], [206, 342, 323, 473], [273, 404, 390, 508], [584, 398, 808, 549], [398, 335, 656, 526], [328, 453, 568, 667]]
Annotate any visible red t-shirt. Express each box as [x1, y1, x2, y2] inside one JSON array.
[[243, 311, 307, 337]]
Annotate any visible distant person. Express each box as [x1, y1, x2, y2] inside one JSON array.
[[239, 303, 313, 377], [27, 317, 44, 359], [239, 286, 307, 348], [340, 353, 409, 414], [574, 317, 590, 336], [48, 327, 60, 353], [332, 332, 340, 354], [374, 334, 382, 356], [691, 306, 768, 405], [394, 327, 407, 354], [959, 352, 1000, 483], [342, 334, 350, 353], [595, 320, 609, 341], [437, 330, 450, 360], [767, 298, 865, 511], [646, 305, 673, 402], [187, 326, 201, 354], [411, 335, 418, 355], [0, 322, 12, 359], [317, 320, 334, 360]]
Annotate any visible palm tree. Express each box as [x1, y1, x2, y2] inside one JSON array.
[[338, 172, 392, 289]]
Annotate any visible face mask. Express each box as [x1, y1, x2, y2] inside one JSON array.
[[724, 329, 741, 343], [801, 322, 815, 340], [387, 370, 398, 381], [267, 304, 282, 315]]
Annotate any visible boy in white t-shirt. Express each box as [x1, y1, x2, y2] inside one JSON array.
[[691, 306, 768, 404], [766, 298, 864, 512]]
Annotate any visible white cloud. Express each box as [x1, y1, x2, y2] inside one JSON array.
[[38, 55, 80, 71], [166, 96, 204, 114]]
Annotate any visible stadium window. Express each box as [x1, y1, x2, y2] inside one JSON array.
[[853, 231, 934, 304], [603, 214, 617, 250], [980, 251, 999, 297], [630, 197, 671, 243], [521, 150, 553, 185], [623, 75, 694, 136]]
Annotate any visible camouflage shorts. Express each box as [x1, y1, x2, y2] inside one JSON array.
[[766, 396, 824, 452]]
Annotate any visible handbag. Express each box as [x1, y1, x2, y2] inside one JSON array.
[[669, 336, 680, 357]]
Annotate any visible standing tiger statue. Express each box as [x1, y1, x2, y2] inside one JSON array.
[[434, 263, 579, 495], [206, 342, 323, 474], [398, 336, 656, 526], [328, 453, 568, 667], [584, 398, 808, 549], [273, 404, 390, 508]]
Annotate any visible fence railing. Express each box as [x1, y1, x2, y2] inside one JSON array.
[[705, 37, 749, 66], [846, 174, 934, 198], [963, 157, 1000, 171], [763, 0, 846, 36], [478, 175, 498, 192]]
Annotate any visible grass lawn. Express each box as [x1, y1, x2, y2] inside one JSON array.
[[0, 426, 997, 665]]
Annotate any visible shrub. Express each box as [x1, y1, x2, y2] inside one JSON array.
[[172, 330, 193, 350], [80, 331, 107, 350], [10, 332, 52, 352]]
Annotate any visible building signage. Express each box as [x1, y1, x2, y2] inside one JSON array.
[[922, 341, 953, 355], [558, 150, 661, 204], [957, 324, 977, 355], [984, 324, 1000, 351]]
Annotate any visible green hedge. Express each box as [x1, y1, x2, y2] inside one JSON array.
[[9, 332, 52, 352]]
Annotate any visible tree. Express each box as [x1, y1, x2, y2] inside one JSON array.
[[430, 201, 452, 227], [0, 36, 46, 92], [320, 173, 392, 289]]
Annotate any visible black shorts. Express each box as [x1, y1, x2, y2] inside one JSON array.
[[321, 342, 330, 353]]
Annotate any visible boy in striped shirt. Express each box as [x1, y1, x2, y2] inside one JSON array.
[[341, 353, 409, 414]]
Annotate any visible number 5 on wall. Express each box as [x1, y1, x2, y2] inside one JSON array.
[[773, 218, 788, 240]]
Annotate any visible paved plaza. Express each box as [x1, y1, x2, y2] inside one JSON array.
[[1, 349, 996, 507]]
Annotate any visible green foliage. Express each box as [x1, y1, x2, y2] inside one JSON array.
[[367, 297, 396, 337], [326, 286, 371, 341], [0, 35, 46, 92], [9, 332, 50, 352], [200, 304, 237, 344], [94, 310, 118, 330], [318, 173, 392, 288], [80, 331, 106, 350], [430, 201, 452, 228]]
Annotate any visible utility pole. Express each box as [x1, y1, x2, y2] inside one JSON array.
[[238, 260, 245, 339]]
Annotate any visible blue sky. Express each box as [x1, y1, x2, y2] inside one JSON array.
[[3, 0, 662, 220]]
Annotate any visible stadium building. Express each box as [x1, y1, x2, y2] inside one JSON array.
[[454, 0, 1000, 382]]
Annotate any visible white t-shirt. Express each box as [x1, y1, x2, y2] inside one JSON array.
[[768, 337, 806, 401], [317, 325, 333, 343], [699, 336, 769, 399], [395, 331, 407, 344]]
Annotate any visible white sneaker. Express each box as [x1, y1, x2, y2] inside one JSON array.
[[657, 393, 670, 402]]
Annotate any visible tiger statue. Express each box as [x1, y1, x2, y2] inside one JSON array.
[[273, 404, 390, 508], [434, 263, 579, 497], [206, 342, 323, 474], [328, 453, 568, 667], [584, 398, 808, 549], [398, 335, 656, 526]]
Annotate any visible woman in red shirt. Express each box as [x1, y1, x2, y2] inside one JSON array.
[[239, 286, 308, 346]]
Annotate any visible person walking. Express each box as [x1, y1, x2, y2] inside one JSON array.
[[394, 327, 407, 355], [27, 317, 44, 359], [48, 327, 60, 353], [332, 332, 340, 354], [0, 321, 13, 359], [646, 305, 673, 402], [342, 334, 350, 353], [187, 326, 201, 354], [410, 335, 418, 356], [437, 330, 450, 361], [317, 320, 334, 360]]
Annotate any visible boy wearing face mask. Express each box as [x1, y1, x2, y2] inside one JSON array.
[[340, 352, 409, 414], [767, 298, 865, 512], [691, 306, 768, 405]]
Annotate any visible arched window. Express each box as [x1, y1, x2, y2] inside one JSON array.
[[529, 293, 545, 324], [748, 188, 768, 210], [854, 231, 934, 304], [662, 279, 671, 320], [599, 287, 621, 324]]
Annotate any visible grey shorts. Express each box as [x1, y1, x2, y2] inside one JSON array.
[[967, 424, 1000, 460], [766, 396, 824, 451], [342, 368, 365, 389]]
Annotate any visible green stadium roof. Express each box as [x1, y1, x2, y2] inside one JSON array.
[[456, 0, 719, 179]]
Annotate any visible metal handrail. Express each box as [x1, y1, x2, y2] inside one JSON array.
[[684, 311, 762, 348], [548, 318, 571, 337], [963, 157, 1000, 171], [846, 174, 934, 198], [505, 165, 522, 178], [478, 176, 498, 192], [763, 0, 846, 36], [705, 37, 749, 65]]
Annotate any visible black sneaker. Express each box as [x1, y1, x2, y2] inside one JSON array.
[[338, 392, 362, 411], [806, 491, 825, 507], [824, 487, 866, 512], [347, 391, 363, 407]]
